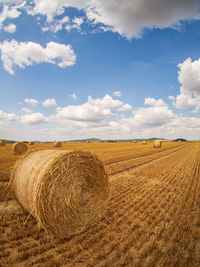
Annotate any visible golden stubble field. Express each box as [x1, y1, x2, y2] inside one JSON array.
[[0, 141, 200, 266]]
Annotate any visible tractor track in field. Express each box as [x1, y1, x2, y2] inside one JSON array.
[[105, 143, 186, 165], [106, 143, 190, 177]]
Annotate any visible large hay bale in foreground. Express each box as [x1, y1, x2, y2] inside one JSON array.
[[0, 140, 5, 146], [54, 141, 62, 147], [10, 149, 109, 239], [29, 141, 35, 145], [12, 142, 28, 155], [154, 140, 162, 148]]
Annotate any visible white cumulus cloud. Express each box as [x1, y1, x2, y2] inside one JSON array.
[[0, 39, 76, 74], [113, 91, 121, 97], [131, 104, 174, 128], [118, 103, 132, 112], [28, 0, 200, 39], [42, 98, 56, 107], [0, 0, 25, 30], [21, 112, 49, 124], [171, 57, 200, 112], [0, 109, 17, 121], [51, 98, 200, 140], [65, 16, 84, 32], [2, 96, 200, 140], [41, 16, 70, 32], [144, 98, 167, 107], [24, 98, 39, 106], [21, 107, 32, 113], [55, 94, 124, 123], [69, 93, 77, 99], [3, 23, 16, 33]]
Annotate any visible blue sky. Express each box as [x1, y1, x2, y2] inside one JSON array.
[[0, 0, 200, 141]]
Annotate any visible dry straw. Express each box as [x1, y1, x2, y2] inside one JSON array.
[[10, 149, 109, 239], [54, 141, 62, 147], [0, 140, 5, 146], [29, 141, 35, 145], [12, 142, 28, 155], [154, 140, 162, 148], [0, 200, 23, 217]]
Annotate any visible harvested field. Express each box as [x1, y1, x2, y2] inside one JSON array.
[[0, 142, 200, 266]]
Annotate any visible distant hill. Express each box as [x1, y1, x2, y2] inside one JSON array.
[[69, 138, 102, 143], [172, 138, 187, 142], [69, 137, 168, 143]]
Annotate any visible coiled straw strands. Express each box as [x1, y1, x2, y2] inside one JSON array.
[[54, 141, 62, 147], [10, 149, 109, 239], [12, 142, 28, 155]]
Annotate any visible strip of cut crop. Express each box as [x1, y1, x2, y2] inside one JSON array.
[[107, 143, 189, 176]]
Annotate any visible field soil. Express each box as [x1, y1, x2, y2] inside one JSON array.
[[0, 142, 200, 266]]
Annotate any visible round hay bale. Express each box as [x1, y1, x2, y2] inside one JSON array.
[[153, 140, 162, 148], [12, 142, 28, 155], [29, 141, 35, 145], [142, 141, 147, 145], [0, 140, 6, 146], [10, 149, 109, 239], [54, 141, 62, 147], [133, 140, 137, 143]]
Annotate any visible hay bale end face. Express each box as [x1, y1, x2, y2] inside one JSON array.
[[54, 141, 62, 147], [0, 140, 6, 146], [154, 140, 162, 148], [10, 149, 109, 239], [12, 142, 28, 155]]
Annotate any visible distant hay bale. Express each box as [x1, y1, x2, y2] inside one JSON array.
[[29, 141, 35, 145], [54, 141, 62, 147], [153, 140, 162, 148], [10, 149, 109, 239], [0, 140, 5, 146], [12, 142, 28, 155], [142, 141, 147, 145], [133, 140, 137, 143]]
